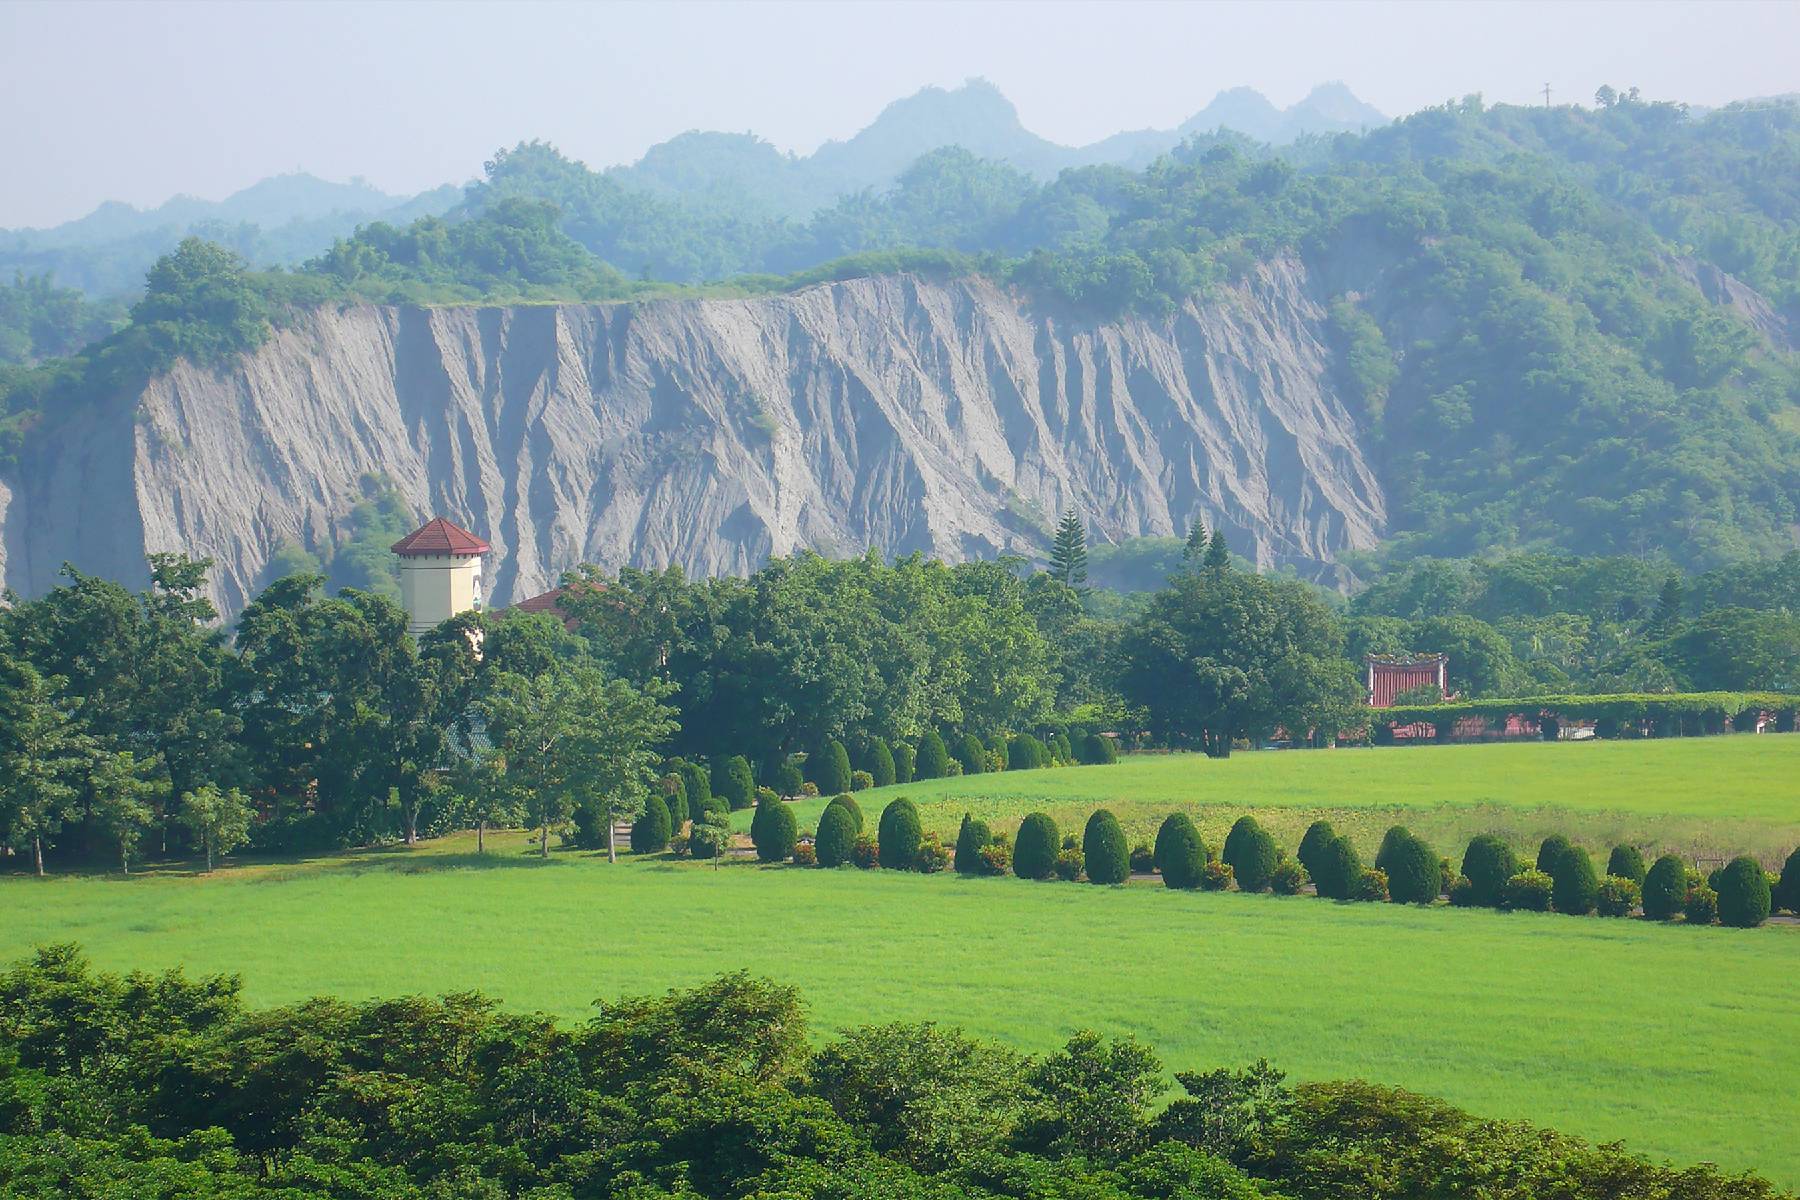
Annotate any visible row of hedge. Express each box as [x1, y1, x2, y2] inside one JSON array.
[[1378, 690, 1800, 738]]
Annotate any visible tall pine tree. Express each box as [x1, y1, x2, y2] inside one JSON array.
[[1183, 519, 1208, 564], [1049, 509, 1088, 591], [1204, 528, 1230, 570]]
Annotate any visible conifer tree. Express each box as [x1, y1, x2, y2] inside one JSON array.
[[1204, 528, 1230, 570], [1183, 519, 1208, 564], [1049, 509, 1089, 591]]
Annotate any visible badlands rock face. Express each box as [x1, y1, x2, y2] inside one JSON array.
[[0, 262, 1385, 616]]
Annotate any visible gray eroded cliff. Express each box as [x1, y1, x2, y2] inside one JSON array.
[[0, 263, 1385, 616]]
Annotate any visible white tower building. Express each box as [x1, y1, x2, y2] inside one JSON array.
[[391, 516, 491, 635]]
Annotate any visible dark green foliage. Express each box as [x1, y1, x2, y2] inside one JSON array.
[[1297, 820, 1336, 882], [808, 739, 853, 795], [864, 738, 897, 788], [1595, 875, 1640, 917], [676, 758, 712, 810], [1315, 835, 1363, 900], [1155, 812, 1207, 889], [1460, 835, 1519, 908], [1078, 732, 1120, 764], [1008, 732, 1049, 770], [815, 801, 858, 867], [1536, 834, 1573, 875], [1643, 854, 1690, 920], [825, 792, 864, 834], [1777, 847, 1800, 914], [1222, 816, 1278, 893], [773, 760, 805, 798], [1083, 809, 1130, 885], [1129, 842, 1156, 873], [1049, 509, 1089, 591], [752, 797, 798, 863], [914, 729, 950, 780], [1686, 884, 1720, 926], [1448, 876, 1478, 907], [661, 775, 689, 829], [1606, 844, 1647, 887], [1547, 844, 1600, 915], [1503, 869, 1555, 912], [1715, 856, 1772, 928], [713, 754, 755, 810], [1014, 812, 1060, 880], [630, 793, 671, 853], [955, 732, 988, 775], [877, 798, 923, 870], [1376, 827, 1441, 904], [954, 813, 992, 875], [892, 740, 916, 783]]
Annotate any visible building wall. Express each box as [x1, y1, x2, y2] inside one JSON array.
[[398, 553, 483, 634], [1367, 662, 1445, 707]]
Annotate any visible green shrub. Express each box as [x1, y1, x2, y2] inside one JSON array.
[[800, 781, 820, 797], [1082, 810, 1130, 885], [1438, 856, 1457, 896], [860, 738, 896, 788], [1296, 820, 1335, 881], [850, 770, 874, 791], [675, 758, 711, 811], [877, 798, 923, 870], [1200, 859, 1234, 891], [1503, 869, 1554, 912], [808, 740, 853, 795], [954, 814, 992, 876], [1129, 843, 1155, 874], [915, 835, 950, 874], [914, 730, 949, 780], [892, 741, 916, 784], [978, 839, 1012, 876], [954, 733, 988, 776], [1223, 816, 1278, 893], [1595, 875, 1640, 917], [1271, 858, 1308, 895], [751, 799, 797, 863], [1448, 876, 1477, 907], [1375, 827, 1440, 904], [825, 792, 863, 834], [1459, 835, 1517, 908], [792, 841, 817, 866], [1715, 856, 1772, 928], [1777, 846, 1800, 914], [1154, 813, 1206, 890], [850, 835, 879, 870], [1685, 884, 1719, 926], [1606, 844, 1647, 887], [1054, 848, 1085, 881], [815, 802, 859, 868], [1009, 733, 1049, 771], [1547, 844, 1599, 915], [1014, 812, 1060, 880], [1349, 868, 1390, 903], [1642, 854, 1689, 920], [771, 762, 804, 798], [630, 793, 671, 854], [755, 785, 779, 808], [1079, 732, 1119, 764], [713, 755, 755, 810], [1062, 834, 1079, 850], [1315, 836, 1363, 900], [1536, 834, 1572, 875], [1052, 733, 1073, 763], [660, 774, 689, 830]]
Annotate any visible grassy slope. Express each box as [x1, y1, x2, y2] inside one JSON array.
[[3, 832, 1798, 1184], [740, 738, 1800, 863]]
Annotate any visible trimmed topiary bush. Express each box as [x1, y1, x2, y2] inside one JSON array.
[[1376, 826, 1440, 904], [1716, 856, 1772, 928], [661, 775, 689, 830], [914, 730, 949, 780], [815, 802, 859, 868], [1777, 847, 1800, 914], [850, 835, 879, 870], [1642, 854, 1689, 920], [1547, 844, 1599, 915], [713, 755, 755, 811], [1223, 816, 1278, 893], [1200, 859, 1234, 890], [1009, 733, 1049, 771], [755, 786, 779, 808], [1054, 848, 1085, 881], [1297, 820, 1336, 883], [631, 793, 671, 854], [877, 798, 923, 870], [751, 798, 797, 863], [1448, 876, 1478, 907], [1154, 813, 1206, 890], [1079, 732, 1119, 764], [954, 813, 992, 876], [1503, 869, 1554, 912], [1349, 868, 1390, 903], [808, 740, 853, 795], [1595, 875, 1640, 918], [1460, 835, 1518, 908], [862, 738, 896, 788], [1607, 844, 1647, 887], [1314, 835, 1363, 900], [1536, 834, 1572, 875], [955, 734, 988, 776], [892, 741, 916, 784], [1014, 812, 1060, 880], [1082, 810, 1130, 885], [1685, 884, 1719, 926], [1271, 858, 1308, 895], [825, 793, 863, 834], [674, 759, 711, 813]]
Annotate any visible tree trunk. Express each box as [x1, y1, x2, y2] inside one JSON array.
[[540, 824, 549, 858], [405, 807, 418, 846], [33, 836, 44, 877], [477, 819, 486, 854], [607, 814, 617, 864], [121, 843, 130, 875], [205, 838, 214, 873]]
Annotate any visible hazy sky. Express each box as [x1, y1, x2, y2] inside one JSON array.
[[4, 0, 1798, 229]]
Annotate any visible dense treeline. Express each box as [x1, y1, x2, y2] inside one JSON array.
[[0, 948, 1787, 1199]]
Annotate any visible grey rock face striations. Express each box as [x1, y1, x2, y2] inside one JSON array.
[[0, 262, 1385, 617]]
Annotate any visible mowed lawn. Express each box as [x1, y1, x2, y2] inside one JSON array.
[[740, 737, 1800, 863], [4, 834, 1798, 1184]]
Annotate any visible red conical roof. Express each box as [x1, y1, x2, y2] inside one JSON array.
[[391, 516, 491, 557]]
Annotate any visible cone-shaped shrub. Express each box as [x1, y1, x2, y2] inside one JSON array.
[[662, 776, 689, 830], [915, 730, 949, 780], [1536, 834, 1572, 875], [955, 734, 988, 776], [815, 802, 859, 868], [1154, 813, 1207, 889], [954, 813, 992, 875], [752, 798, 797, 863], [713, 755, 755, 810], [1642, 854, 1688, 920], [1547, 844, 1599, 915], [1776, 846, 1800, 914], [1297, 820, 1336, 882], [878, 798, 923, 870], [1315, 835, 1362, 900], [808, 740, 853, 795], [1460, 835, 1517, 908], [1009, 734, 1048, 771], [631, 793, 671, 854], [1083, 809, 1130, 885], [1379, 828, 1440, 904], [1079, 733, 1119, 764], [866, 739, 897, 788], [1014, 812, 1060, 880], [1607, 844, 1647, 887], [1716, 855, 1772, 927], [1223, 816, 1278, 892], [824, 792, 863, 834], [676, 759, 712, 810], [893, 741, 916, 784]]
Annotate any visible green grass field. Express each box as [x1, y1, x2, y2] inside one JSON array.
[[740, 737, 1800, 864], [4, 830, 1798, 1183]]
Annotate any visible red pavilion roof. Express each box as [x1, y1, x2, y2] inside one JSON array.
[[390, 516, 491, 558]]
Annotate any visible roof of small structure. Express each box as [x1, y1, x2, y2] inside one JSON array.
[[391, 516, 491, 558], [507, 580, 606, 629], [1365, 652, 1448, 667]]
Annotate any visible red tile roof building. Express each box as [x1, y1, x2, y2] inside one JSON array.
[[390, 517, 491, 558]]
